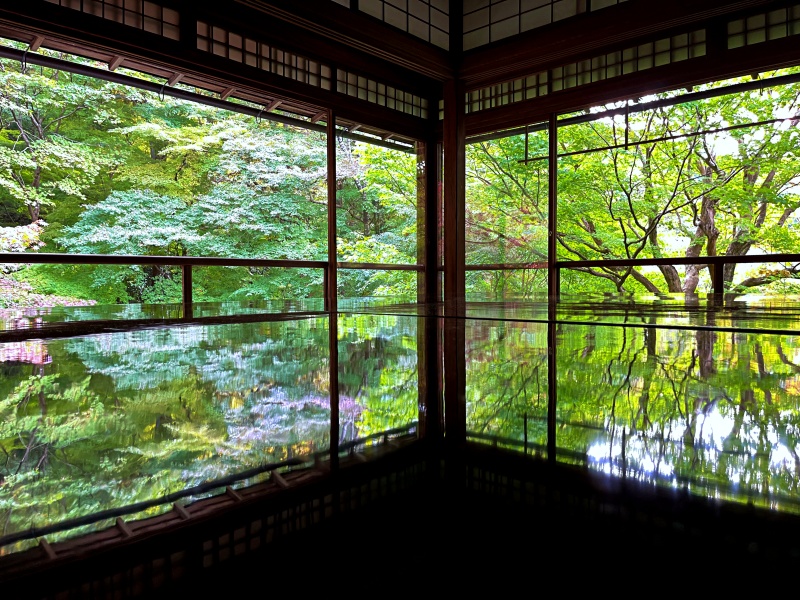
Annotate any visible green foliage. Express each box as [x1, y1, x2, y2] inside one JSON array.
[[465, 130, 549, 298], [9, 263, 109, 304], [3, 53, 800, 306], [336, 138, 418, 265], [465, 77, 800, 297], [0, 57, 125, 224]]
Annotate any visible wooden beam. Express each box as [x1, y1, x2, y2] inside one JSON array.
[[442, 77, 466, 445], [167, 72, 183, 86], [220, 86, 235, 100], [108, 55, 124, 71], [115, 517, 133, 538], [229, 0, 453, 81], [310, 110, 326, 123], [39, 538, 57, 560], [0, 4, 433, 140], [29, 35, 45, 51], [459, 0, 780, 87], [464, 34, 800, 137]]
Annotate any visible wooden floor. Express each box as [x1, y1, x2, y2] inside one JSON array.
[[153, 444, 800, 596], [5, 436, 800, 597]]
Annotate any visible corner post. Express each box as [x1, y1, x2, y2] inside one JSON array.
[[443, 77, 466, 446], [181, 264, 193, 320]]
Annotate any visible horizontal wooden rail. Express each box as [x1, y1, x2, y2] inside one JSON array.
[[446, 254, 800, 296], [556, 254, 800, 297], [553, 254, 800, 269], [456, 254, 800, 271], [337, 261, 423, 271], [0, 252, 327, 269], [464, 262, 547, 270], [0, 253, 331, 313]]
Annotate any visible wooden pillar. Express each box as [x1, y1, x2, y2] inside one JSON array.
[[421, 133, 440, 305], [328, 311, 340, 472], [711, 262, 724, 305], [327, 111, 339, 471], [443, 78, 466, 307], [548, 113, 559, 308], [547, 320, 557, 463], [547, 113, 559, 463], [417, 127, 444, 441], [443, 77, 466, 445], [326, 111, 338, 312], [181, 264, 193, 320]]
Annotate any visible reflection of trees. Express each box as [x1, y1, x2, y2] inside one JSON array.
[[0, 314, 420, 545], [465, 320, 548, 448], [557, 324, 800, 510], [337, 314, 419, 441], [464, 317, 800, 509]]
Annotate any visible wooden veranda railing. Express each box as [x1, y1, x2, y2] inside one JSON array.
[[0, 253, 428, 316], [0, 252, 331, 314], [463, 253, 800, 298]]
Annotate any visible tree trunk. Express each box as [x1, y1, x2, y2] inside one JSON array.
[[683, 190, 718, 294]]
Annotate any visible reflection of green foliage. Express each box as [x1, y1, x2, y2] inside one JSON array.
[[465, 72, 800, 297], [0, 314, 420, 544], [466, 320, 549, 450], [553, 323, 800, 509], [0, 374, 121, 545], [337, 314, 419, 438], [463, 315, 800, 510]]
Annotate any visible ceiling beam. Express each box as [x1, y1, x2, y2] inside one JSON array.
[[459, 0, 787, 88], [463, 34, 800, 137], [108, 55, 124, 71], [229, 0, 454, 81], [0, 3, 432, 139]]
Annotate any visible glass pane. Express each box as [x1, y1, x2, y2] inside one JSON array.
[[335, 132, 422, 277], [338, 269, 418, 300], [555, 72, 800, 297], [465, 318, 549, 457], [465, 125, 549, 298], [190, 265, 325, 304], [1, 54, 328, 309]]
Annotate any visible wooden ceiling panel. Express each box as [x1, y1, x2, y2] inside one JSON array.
[[459, 0, 791, 88]]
